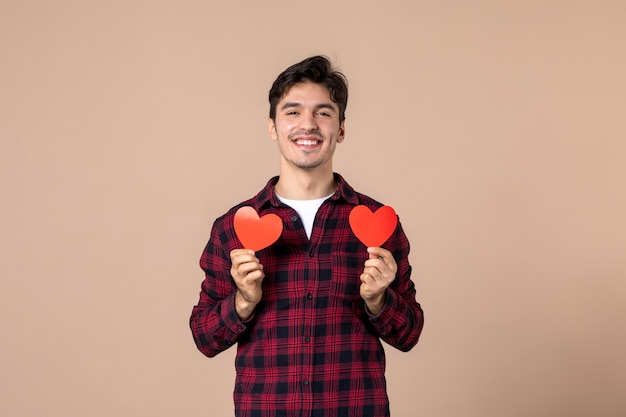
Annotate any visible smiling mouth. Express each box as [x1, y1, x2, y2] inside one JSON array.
[[294, 139, 321, 146]]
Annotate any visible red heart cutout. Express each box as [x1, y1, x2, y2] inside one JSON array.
[[349, 205, 398, 247], [233, 206, 283, 252]]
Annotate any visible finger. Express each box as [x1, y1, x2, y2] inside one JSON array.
[[363, 266, 382, 280], [231, 250, 259, 266], [242, 269, 264, 284], [367, 247, 398, 274], [367, 246, 390, 260], [364, 261, 392, 281], [364, 258, 386, 270], [361, 268, 381, 283], [231, 248, 255, 259], [363, 264, 394, 288], [236, 260, 264, 275], [360, 273, 384, 299], [230, 249, 256, 262], [360, 272, 374, 285]]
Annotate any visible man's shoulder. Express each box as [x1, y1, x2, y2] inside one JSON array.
[[352, 190, 385, 209], [334, 172, 386, 209]]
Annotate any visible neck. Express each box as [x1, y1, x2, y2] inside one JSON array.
[[274, 168, 336, 200]]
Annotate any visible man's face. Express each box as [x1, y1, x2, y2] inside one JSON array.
[[268, 81, 345, 172]]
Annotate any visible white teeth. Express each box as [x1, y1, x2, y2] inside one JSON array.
[[296, 140, 318, 146]]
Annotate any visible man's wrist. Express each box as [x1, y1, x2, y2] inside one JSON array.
[[234, 291, 256, 321], [364, 293, 387, 316]]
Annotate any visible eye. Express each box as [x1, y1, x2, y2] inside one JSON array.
[[317, 111, 331, 117]]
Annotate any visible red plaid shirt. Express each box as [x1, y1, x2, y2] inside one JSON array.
[[190, 173, 424, 417]]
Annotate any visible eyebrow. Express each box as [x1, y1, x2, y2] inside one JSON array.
[[280, 102, 337, 112]]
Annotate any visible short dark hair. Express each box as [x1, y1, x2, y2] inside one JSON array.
[[268, 55, 348, 122]]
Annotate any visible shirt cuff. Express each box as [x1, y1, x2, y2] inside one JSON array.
[[222, 291, 250, 336], [367, 288, 399, 329]]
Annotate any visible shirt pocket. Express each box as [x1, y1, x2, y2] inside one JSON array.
[[331, 250, 368, 303]]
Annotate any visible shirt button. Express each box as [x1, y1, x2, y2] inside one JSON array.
[[303, 380, 309, 386], [309, 252, 314, 258], [305, 336, 310, 342], [307, 293, 313, 300], [291, 215, 298, 222]]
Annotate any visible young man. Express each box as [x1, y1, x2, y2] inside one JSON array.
[[190, 55, 424, 417]]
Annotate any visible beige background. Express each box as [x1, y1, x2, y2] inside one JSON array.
[[1, 1, 625, 416]]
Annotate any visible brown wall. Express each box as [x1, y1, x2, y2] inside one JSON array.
[[1, 1, 625, 416]]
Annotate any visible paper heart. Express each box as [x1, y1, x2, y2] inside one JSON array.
[[349, 205, 398, 247], [233, 206, 283, 252]]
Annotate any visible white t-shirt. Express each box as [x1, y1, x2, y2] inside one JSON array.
[[276, 192, 334, 239]]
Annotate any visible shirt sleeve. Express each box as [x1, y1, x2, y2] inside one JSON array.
[[366, 222, 424, 352], [189, 218, 249, 358]]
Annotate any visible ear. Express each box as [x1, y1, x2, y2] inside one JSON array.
[[268, 118, 278, 141], [337, 120, 346, 143]]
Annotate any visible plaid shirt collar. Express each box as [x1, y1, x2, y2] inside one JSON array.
[[251, 172, 360, 212]]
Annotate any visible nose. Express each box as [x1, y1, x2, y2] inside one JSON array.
[[300, 112, 318, 131]]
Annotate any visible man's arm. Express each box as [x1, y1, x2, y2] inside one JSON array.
[[360, 224, 424, 351], [189, 225, 263, 357]]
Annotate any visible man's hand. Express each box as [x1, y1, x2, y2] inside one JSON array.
[[360, 247, 397, 315], [230, 249, 264, 321]]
